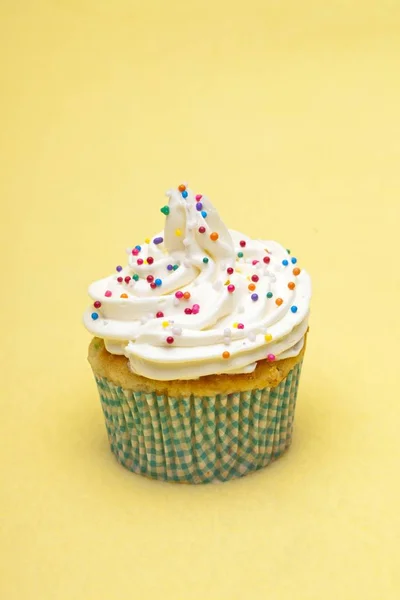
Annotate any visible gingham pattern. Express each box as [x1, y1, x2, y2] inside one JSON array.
[[94, 361, 302, 483]]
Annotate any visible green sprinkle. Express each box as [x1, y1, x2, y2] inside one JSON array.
[[132, 274, 139, 281], [286, 248, 291, 254], [173, 264, 179, 271], [160, 205, 170, 216], [266, 292, 273, 298], [203, 257, 209, 264], [237, 252, 244, 258]]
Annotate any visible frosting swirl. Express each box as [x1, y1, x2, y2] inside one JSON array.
[[83, 186, 311, 380]]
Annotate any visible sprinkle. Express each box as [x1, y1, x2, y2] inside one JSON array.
[[116, 265, 123, 272], [167, 264, 173, 271], [233, 322, 238, 328], [175, 229, 182, 236], [166, 336, 174, 344], [150, 282, 157, 289], [196, 202, 203, 211], [195, 194, 202, 200], [222, 351, 230, 359], [282, 259, 289, 266], [265, 334, 272, 342], [266, 292, 273, 298], [120, 293, 128, 298], [252, 260, 259, 266], [153, 237, 163, 245], [210, 232, 219, 241], [286, 249, 291, 254], [162, 321, 169, 328], [183, 291, 191, 300], [173, 264, 179, 271], [227, 267, 234, 275], [132, 248, 139, 256], [137, 258, 144, 265], [288, 282, 296, 290], [156, 311, 164, 318], [91, 312, 99, 320], [183, 238, 190, 247], [251, 274, 259, 282], [178, 184, 186, 192], [293, 267, 301, 276], [248, 283, 256, 291], [94, 301, 101, 308], [173, 298, 180, 306], [124, 276, 130, 284], [172, 326, 182, 335], [224, 328, 231, 337], [175, 292, 184, 301], [227, 284, 235, 293], [132, 274, 139, 281], [291, 306, 298, 313], [237, 252, 244, 258], [192, 304, 200, 314], [240, 240, 246, 248], [291, 257, 297, 264], [182, 191, 188, 198], [198, 226, 206, 234], [237, 323, 244, 329], [117, 277, 123, 283], [155, 278, 162, 286], [201, 211, 207, 218], [145, 238, 150, 244], [276, 298, 283, 306], [248, 331, 256, 342], [267, 353, 276, 362], [251, 293, 259, 301], [263, 256, 270, 264], [160, 205, 170, 216], [147, 275, 154, 283], [203, 257, 209, 264], [185, 307, 193, 315], [147, 256, 154, 265], [225, 279, 230, 285], [224, 337, 231, 345]]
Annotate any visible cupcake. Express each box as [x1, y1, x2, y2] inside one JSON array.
[[84, 184, 311, 483]]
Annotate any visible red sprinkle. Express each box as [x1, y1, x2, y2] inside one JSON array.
[[94, 301, 101, 308], [240, 240, 246, 247], [252, 260, 259, 265], [251, 275, 259, 282], [156, 311, 164, 318], [132, 248, 139, 256], [263, 256, 271, 264], [238, 323, 244, 329], [124, 276, 131, 283], [137, 258, 144, 265], [147, 275, 154, 283], [184, 308, 193, 315], [150, 282, 157, 289], [147, 256, 154, 265], [166, 336, 174, 344], [198, 226, 206, 234], [117, 277, 123, 283], [227, 267, 234, 275]]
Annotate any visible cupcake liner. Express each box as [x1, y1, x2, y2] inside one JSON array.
[[93, 361, 303, 483]]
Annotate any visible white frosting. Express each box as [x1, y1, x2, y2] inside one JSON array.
[[83, 186, 311, 380]]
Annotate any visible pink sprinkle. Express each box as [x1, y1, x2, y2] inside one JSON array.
[[195, 194, 202, 200], [137, 258, 143, 265], [175, 291, 183, 299], [238, 323, 244, 329], [227, 285, 235, 293], [105, 290, 112, 297], [184, 307, 193, 315], [252, 260, 260, 265], [267, 353, 276, 362], [132, 248, 139, 256], [192, 303, 200, 313]]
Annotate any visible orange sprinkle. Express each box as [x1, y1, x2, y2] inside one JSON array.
[[293, 267, 301, 276], [120, 293, 128, 298], [183, 291, 191, 300], [178, 184, 186, 192], [276, 298, 283, 306], [248, 283, 256, 291], [210, 232, 219, 241], [288, 282, 296, 290], [222, 351, 230, 359]]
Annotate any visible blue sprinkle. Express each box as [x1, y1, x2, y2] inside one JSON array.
[[291, 306, 298, 313], [153, 237, 163, 245], [196, 202, 203, 211], [201, 210, 207, 218], [91, 312, 99, 320], [251, 293, 259, 301], [167, 264, 173, 271], [181, 190, 188, 198], [135, 245, 141, 251], [282, 259, 289, 266], [291, 257, 297, 264], [116, 265, 123, 272], [155, 278, 162, 286]]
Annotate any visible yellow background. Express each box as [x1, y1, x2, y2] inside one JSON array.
[[1, 1, 400, 598]]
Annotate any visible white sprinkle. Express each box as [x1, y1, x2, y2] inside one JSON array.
[[172, 326, 182, 336], [223, 337, 231, 345], [125, 248, 132, 254], [173, 298, 180, 306], [223, 328, 231, 337], [183, 238, 190, 247], [165, 190, 172, 197]]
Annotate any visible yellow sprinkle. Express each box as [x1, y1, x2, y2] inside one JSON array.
[[224, 279, 230, 285], [175, 228, 182, 236], [145, 238, 150, 244], [265, 334, 272, 342], [247, 275, 251, 280], [162, 321, 169, 328], [144, 259, 148, 264], [233, 322, 238, 328], [235, 268, 242, 273]]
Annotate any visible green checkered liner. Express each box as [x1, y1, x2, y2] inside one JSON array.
[[94, 361, 302, 483]]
